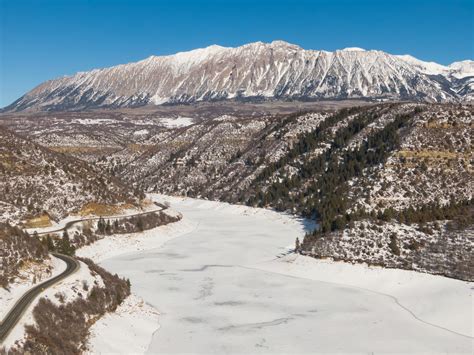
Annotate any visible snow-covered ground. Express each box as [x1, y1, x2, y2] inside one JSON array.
[[86, 294, 160, 354], [76, 209, 193, 263], [159, 117, 194, 128], [2, 259, 100, 349], [76, 205, 193, 353], [87, 194, 473, 354], [0, 256, 66, 321]]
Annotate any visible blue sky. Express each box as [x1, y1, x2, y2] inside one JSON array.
[[1, 0, 473, 107]]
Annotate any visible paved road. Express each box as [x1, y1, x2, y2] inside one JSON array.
[[0, 203, 170, 344], [33, 204, 167, 236], [0, 253, 80, 343]]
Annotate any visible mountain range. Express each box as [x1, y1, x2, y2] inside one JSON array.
[[3, 41, 473, 112]]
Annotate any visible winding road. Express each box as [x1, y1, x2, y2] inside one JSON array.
[[1, 204, 170, 344], [32, 203, 167, 236], [0, 253, 80, 343]]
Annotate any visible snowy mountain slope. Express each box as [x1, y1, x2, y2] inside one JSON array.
[[395, 56, 474, 102], [4, 41, 473, 112], [448, 60, 474, 78]]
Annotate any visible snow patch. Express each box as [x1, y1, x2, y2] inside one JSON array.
[[86, 294, 160, 354], [76, 209, 192, 263], [158, 117, 194, 128], [341, 47, 366, 52]]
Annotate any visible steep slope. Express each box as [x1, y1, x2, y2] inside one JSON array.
[[241, 103, 473, 280], [448, 60, 474, 78], [0, 223, 49, 288], [396, 56, 474, 101], [2, 257, 130, 354], [4, 42, 473, 112], [107, 110, 332, 200], [0, 127, 142, 225]]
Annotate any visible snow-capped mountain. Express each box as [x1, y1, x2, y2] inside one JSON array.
[[4, 41, 473, 111]]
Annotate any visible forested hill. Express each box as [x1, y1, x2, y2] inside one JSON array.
[[242, 103, 473, 280]]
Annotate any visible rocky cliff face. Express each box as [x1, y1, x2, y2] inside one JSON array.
[[4, 41, 473, 112]]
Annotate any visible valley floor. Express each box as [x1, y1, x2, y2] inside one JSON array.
[[85, 195, 472, 354]]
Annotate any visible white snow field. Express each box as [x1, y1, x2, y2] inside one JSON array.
[[86, 294, 160, 354], [93, 195, 472, 354]]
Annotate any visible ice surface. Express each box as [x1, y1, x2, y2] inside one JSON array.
[[92, 195, 472, 354]]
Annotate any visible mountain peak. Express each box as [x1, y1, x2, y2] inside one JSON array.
[[239, 40, 301, 51], [269, 40, 301, 49], [448, 60, 474, 78], [171, 44, 228, 62], [341, 47, 366, 52]]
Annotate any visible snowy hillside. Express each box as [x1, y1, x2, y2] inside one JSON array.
[[0, 126, 142, 225], [3, 41, 473, 112]]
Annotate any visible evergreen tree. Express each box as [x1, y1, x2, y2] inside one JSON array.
[[58, 230, 74, 255], [136, 217, 144, 232], [97, 217, 106, 234], [47, 235, 55, 251], [105, 220, 111, 234]]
